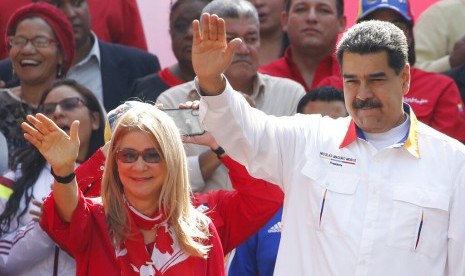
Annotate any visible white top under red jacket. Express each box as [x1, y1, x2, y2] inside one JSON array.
[[198, 78, 465, 276]]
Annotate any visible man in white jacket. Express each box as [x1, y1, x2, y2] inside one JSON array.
[[191, 12, 465, 276]]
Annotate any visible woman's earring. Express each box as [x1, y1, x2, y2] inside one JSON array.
[[57, 64, 63, 78]]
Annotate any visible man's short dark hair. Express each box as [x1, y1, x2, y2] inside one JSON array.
[[284, 0, 344, 17], [297, 86, 344, 114], [336, 20, 408, 75]]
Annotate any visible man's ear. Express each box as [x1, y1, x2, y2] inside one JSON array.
[[401, 63, 411, 96], [281, 10, 289, 33], [338, 15, 347, 33]]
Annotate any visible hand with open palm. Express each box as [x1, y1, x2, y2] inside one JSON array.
[[21, 114, 80, 176], [192, 13, 242, 94]]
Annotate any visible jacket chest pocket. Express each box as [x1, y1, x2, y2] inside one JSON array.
[[303, 164, 359, 236], [387, 186, 450, 259]]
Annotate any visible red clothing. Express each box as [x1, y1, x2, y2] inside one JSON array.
[[259, 47, 340, 92], [317, 67, 465, 141], [0, 0, 29, 60], [73, 149, 284, 255], [87, 0, 147, 51], [40, 191, 225, 276], [0, 0, 147, 60], [158, 67, 184, 87]]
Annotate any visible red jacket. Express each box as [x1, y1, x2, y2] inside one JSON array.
[[73, 149, 284, 255], [41, 189, 225, 276]]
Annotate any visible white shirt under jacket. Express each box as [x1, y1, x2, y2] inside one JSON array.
[[197, 78, 465, 276]]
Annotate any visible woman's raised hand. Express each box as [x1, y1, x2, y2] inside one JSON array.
[[21, 114, 79, 174]]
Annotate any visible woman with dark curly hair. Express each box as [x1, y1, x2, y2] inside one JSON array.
[[0, 79, 105, 275]]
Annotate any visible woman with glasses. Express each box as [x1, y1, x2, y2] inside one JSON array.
[[0, 2, 75, 171], [0, 79, 105, 275], [20, 102, 225, 275]]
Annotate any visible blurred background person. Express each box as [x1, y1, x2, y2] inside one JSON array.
[[157, 0, 305, 192], [413, 0, 465, 72], [132, 0, 212, 102], [227, 86, 347, 276], [444, 63, 465, 103], [0, 2, 75, 170], [0, 133, 7, 174], [259, 0, 346, 92], [296, 85, 347, 117], [0, 0, 160, 112], [0, 79, 105, 275], [0, 0, 148, 60], [248, 0, 289, 66]]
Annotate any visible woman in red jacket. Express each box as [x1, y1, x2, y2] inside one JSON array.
[[22, 103, 225, 275]]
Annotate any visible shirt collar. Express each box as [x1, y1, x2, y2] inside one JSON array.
[[339, 103, 420, 158], [250, 74, 265, 100], [283, 47, 338, 90], [74, 32, 101, 67]]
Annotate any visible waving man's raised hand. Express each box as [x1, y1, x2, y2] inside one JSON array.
[[192, 13, 242, 95]]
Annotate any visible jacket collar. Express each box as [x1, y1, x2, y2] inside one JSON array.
[[339, 103, 420, 158]]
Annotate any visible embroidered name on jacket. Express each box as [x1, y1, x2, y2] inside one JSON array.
[[319, 152, 356, 167], [404, 97, 428, 105]]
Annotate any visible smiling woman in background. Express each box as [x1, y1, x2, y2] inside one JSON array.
[[0, 79, 105, 275], [0, 2, 75, 170]]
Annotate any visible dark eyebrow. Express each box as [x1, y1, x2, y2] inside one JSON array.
[[342, 72, 387, 79], [342, 73, 356, 79], [369, 72, 387, 78]]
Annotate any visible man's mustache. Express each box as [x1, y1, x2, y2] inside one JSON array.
[[352, 99, 382, 109]]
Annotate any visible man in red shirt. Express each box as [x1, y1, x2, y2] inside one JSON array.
[[258, 0, 346, 92], [319, 0, 465, 142]]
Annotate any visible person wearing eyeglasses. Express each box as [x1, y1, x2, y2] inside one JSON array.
[[0, 2, 75, 172], [0, 0, 160, 113], [20, 102, 225, 275], [0, 78, 106, 275]]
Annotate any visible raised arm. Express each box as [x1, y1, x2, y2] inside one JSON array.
[[192, 13, 241, 95], [21, 114, 79, 222]]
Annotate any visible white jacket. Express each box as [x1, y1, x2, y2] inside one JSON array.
[[199, 78, 465, 276]]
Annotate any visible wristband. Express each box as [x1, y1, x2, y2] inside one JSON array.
[[51, 168, 75, 184], [211, 146, 225, 158]]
